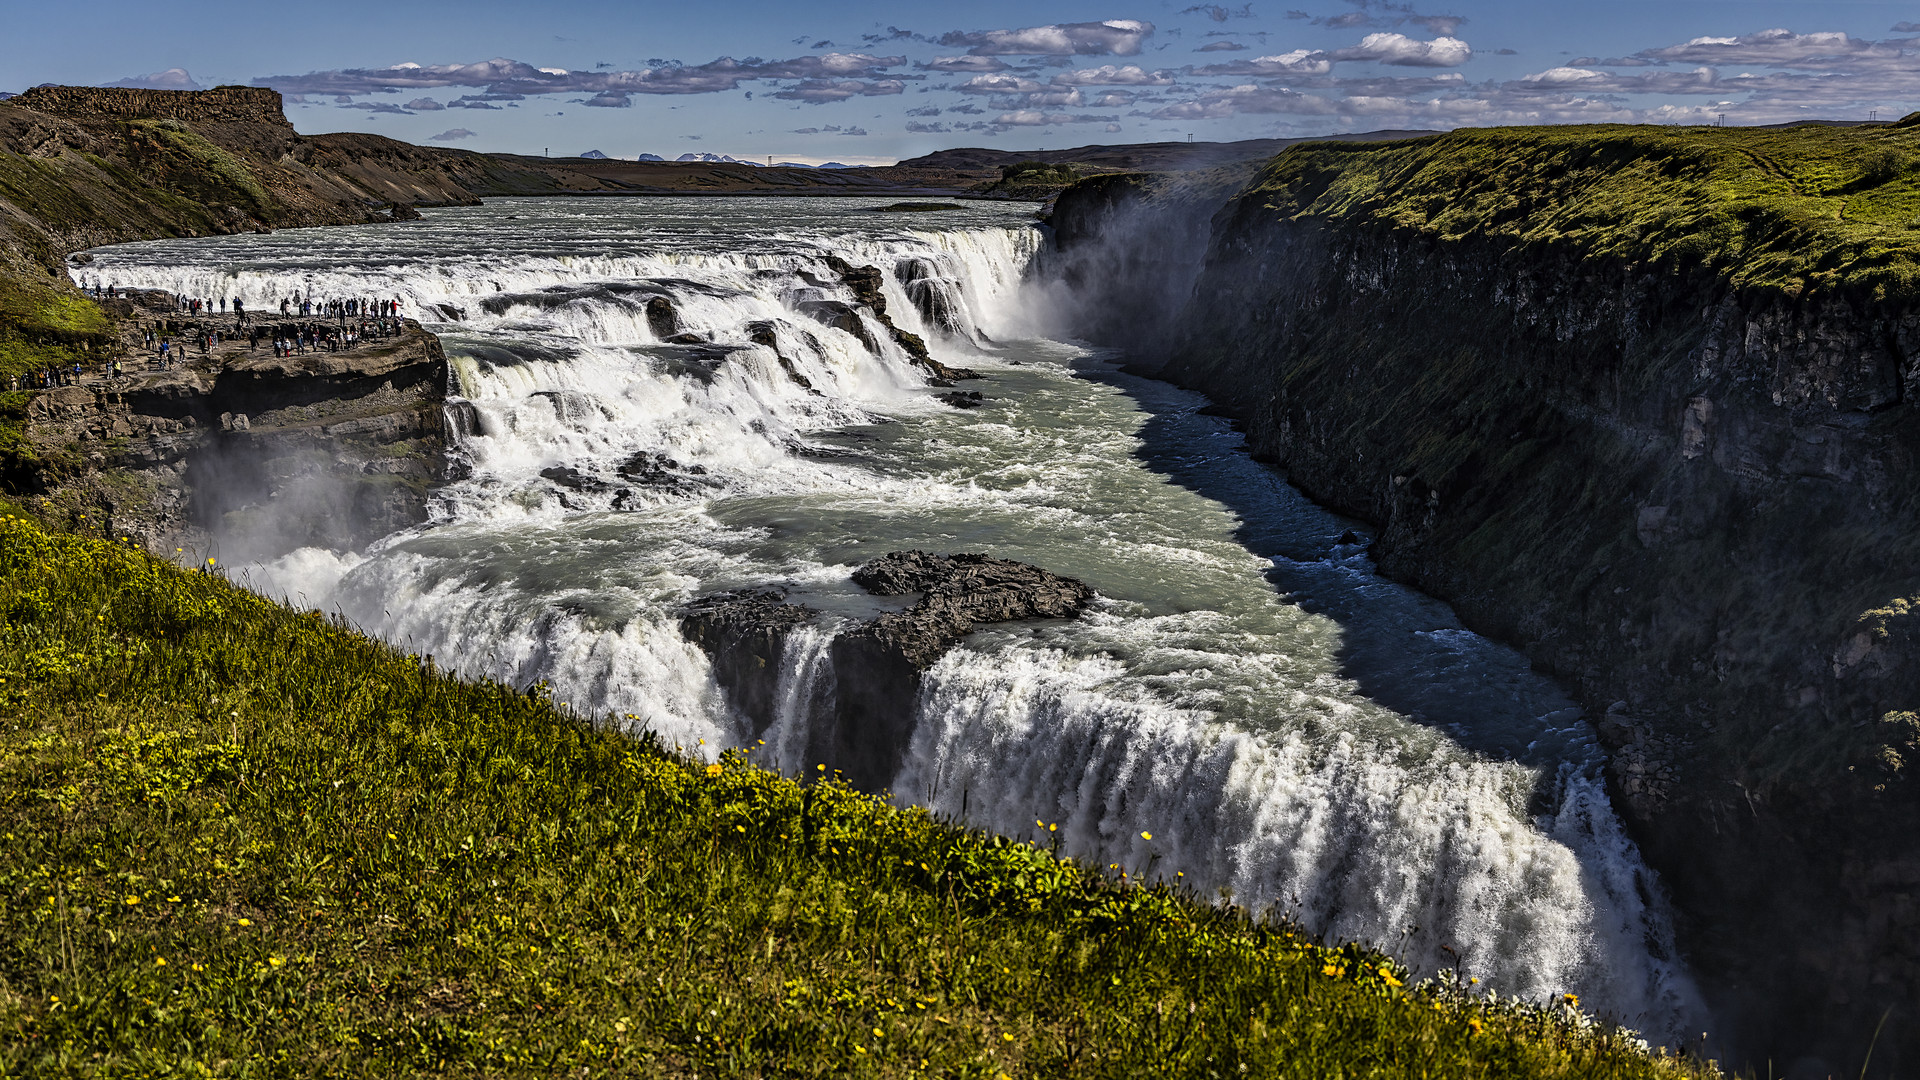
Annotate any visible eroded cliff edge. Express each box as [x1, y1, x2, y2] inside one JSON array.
[[0, 86, 468, 555], [1050, 121, 1920, 1071]]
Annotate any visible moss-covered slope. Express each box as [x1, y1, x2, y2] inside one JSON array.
[[1242, 122, 1920, 301]]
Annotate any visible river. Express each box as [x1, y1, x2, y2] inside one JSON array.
[[78, 194, 1702, 1041]]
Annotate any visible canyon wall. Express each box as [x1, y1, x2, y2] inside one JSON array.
[[1050, 122, 1920, 1075]]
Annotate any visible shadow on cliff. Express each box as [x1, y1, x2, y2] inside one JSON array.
[[1074, 357, 1593, 768]]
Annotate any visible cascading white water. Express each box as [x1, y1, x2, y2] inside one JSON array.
[[78, 195, 1702, 1042]]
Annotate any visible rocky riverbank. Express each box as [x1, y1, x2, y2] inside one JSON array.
[[1047, 120, 1920, 1074]]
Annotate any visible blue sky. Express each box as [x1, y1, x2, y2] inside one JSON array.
[[6, 0, 1919, 163]]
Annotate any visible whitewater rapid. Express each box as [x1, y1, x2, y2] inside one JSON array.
[[77, 196, 1702, 1041]]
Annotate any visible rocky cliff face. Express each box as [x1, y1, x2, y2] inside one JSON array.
[[0, 87, 465, 557], [12, 85, 291, 125], [24, 297, 455, 562], [1049, 125, 1920, 1074]]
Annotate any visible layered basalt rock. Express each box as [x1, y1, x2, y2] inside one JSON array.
[[24, 296, 453, 560], [681, 551, 1093, 787]]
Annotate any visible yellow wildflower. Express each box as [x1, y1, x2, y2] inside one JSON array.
[[706, 763, 724, 777]]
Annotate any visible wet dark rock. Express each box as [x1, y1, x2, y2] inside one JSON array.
[[681, 590, 818, 726], [846, 550, 1093, 668], [1336, 529, 1362, 545], [796, 298, 880, 354], [614, 450, 710, 493], [824, 256, 889, 314], [938, 391, 985, 409], [645, 295, 679, 339], [678, 550, 1093, 788], [539, 465, 612, 492]]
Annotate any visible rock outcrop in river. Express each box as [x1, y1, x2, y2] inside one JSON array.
[[1048, 120, 1920, 1073], [682, 551, 1094, 787]]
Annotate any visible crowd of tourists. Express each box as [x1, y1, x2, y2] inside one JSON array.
[[77, 280, 407, 326]]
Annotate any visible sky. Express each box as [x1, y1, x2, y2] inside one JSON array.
[[6, 0, 1920, 164]]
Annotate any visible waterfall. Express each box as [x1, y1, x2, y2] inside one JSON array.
[[78, 197, 1703, 1044]]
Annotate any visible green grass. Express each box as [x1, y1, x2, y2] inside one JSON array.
[[0, 512, 1719, 1077], [0, 277, 111, 483], [1244, 123, 1920, 301]]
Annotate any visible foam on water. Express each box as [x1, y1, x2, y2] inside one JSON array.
[[79, 196, 1703, 1042]]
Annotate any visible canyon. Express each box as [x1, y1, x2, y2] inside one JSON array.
[[1048, 121, 1920, 1071], [5, 83, 1917, 1073]]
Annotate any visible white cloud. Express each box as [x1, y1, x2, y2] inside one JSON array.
[[919, 56, 1011, 73], [771, 79, 906, 103], [1639, 28, 1910, 69], [1152, 84, 1339, 119], [429, 128, 476, 141], [101, 68, 203, 90], [990, 109, 1122, 127], [1049, 64, 1177, 86], [255, 53, 907, 98], [954, 74, 1049, 95], [1332, 33, 1474, 67], [1195, 49, 1334, 76], [938, 20, 1156, 57]]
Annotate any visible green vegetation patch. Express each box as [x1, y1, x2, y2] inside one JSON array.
[[0, 275, 108, 349], [1247, 123, 1920, 301], [0, 514, 1715, 1077], [0, 277, 110, 483], [124, 119, 272, 211]]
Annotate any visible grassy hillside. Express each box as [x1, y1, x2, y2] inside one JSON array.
[[0, 277, 110, 485], [0, 511, 1715, 1077], [1245, 120, 1920, 301]]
